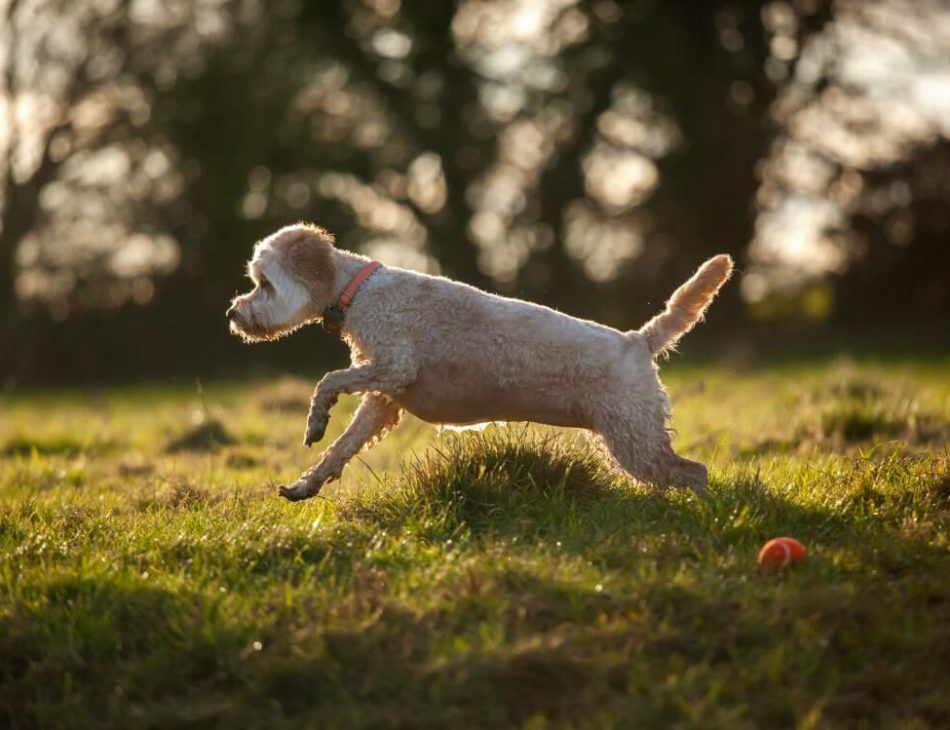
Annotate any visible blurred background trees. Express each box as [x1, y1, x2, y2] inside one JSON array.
[[1, 0, 947, 383]]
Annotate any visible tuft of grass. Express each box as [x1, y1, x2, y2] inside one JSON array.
[[165, 417, 236, 453], [732, 371, 949, 455], [342, 427, 617, 535], [809, 375, 947, 445]]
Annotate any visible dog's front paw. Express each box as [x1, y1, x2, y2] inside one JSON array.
[[303, 414, 329, 447], [278, 478, 323, 502]]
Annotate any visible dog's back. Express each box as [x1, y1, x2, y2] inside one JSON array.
[[348, 266, 646, 427]]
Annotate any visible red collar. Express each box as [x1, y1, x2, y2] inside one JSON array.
[[321, 260, 382, 334]]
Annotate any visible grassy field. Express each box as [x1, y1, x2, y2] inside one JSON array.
[[1, 355, 949, 728]]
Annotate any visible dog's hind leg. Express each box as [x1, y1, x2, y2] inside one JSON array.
[[593, 399, 708, 495], [281, 393, 402, 501]]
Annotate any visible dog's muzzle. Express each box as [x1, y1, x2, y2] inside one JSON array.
[[227, 305, 248, 331]]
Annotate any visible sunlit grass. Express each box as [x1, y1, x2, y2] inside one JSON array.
[[1, 359, 949, 728]]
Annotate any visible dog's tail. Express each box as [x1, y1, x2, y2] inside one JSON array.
[[638, 254, 734, 358]]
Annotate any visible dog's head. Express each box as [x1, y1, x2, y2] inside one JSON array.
[[227, 224, 337, 342]]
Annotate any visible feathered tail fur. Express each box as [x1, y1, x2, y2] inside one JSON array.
[[638, 254, 734, 357]]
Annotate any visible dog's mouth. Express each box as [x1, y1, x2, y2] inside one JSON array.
[[229, 310, 267, 341], [229, 310, 303, 343]]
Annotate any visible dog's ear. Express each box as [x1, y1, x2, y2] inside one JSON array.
[[282, 227, 337, 299]]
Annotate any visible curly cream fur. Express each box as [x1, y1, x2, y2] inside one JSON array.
[[639, 254, 734, 357], [227, 224, 733, 501]]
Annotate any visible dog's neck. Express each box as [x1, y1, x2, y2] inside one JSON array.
[[317, 249, 381, 337], [329, 249, 376, 305]]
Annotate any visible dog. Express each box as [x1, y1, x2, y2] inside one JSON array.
[[227, 223, 733, 502]]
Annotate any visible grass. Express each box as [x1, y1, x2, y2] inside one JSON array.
[[1, 357, 949, 728]]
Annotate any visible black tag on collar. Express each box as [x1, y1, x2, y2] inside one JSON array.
[[321, 304, 346, 334]]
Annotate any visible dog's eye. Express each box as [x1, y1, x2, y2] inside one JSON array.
[[259, 276, 272, 292]]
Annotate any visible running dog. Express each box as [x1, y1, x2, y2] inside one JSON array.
[[226, 223, 733, 501]]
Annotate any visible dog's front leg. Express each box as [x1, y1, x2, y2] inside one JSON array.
[[304, 351, 416, 447], [280, 394, 402, 501]]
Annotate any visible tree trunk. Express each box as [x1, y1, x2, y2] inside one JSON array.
[[0, 175, 43, 379], [0, 227, 14, 318], [0, 223, 24, 382]]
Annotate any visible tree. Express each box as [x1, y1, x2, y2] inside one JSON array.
[[746, 0, 950, 322], [0, 0, 236, 328]]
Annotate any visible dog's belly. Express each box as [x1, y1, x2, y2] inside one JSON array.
[[395, 374, 587, 429]]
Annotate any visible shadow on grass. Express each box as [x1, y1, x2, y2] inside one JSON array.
[[0, 573, 628, 727], [0, 577, 250, 729], [4, 505, 949, 728]]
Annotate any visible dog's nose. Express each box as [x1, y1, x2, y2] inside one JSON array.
[[226, 305, 239, 321]]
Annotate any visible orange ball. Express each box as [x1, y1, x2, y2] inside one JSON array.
[[758, 536, 807, 570]]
